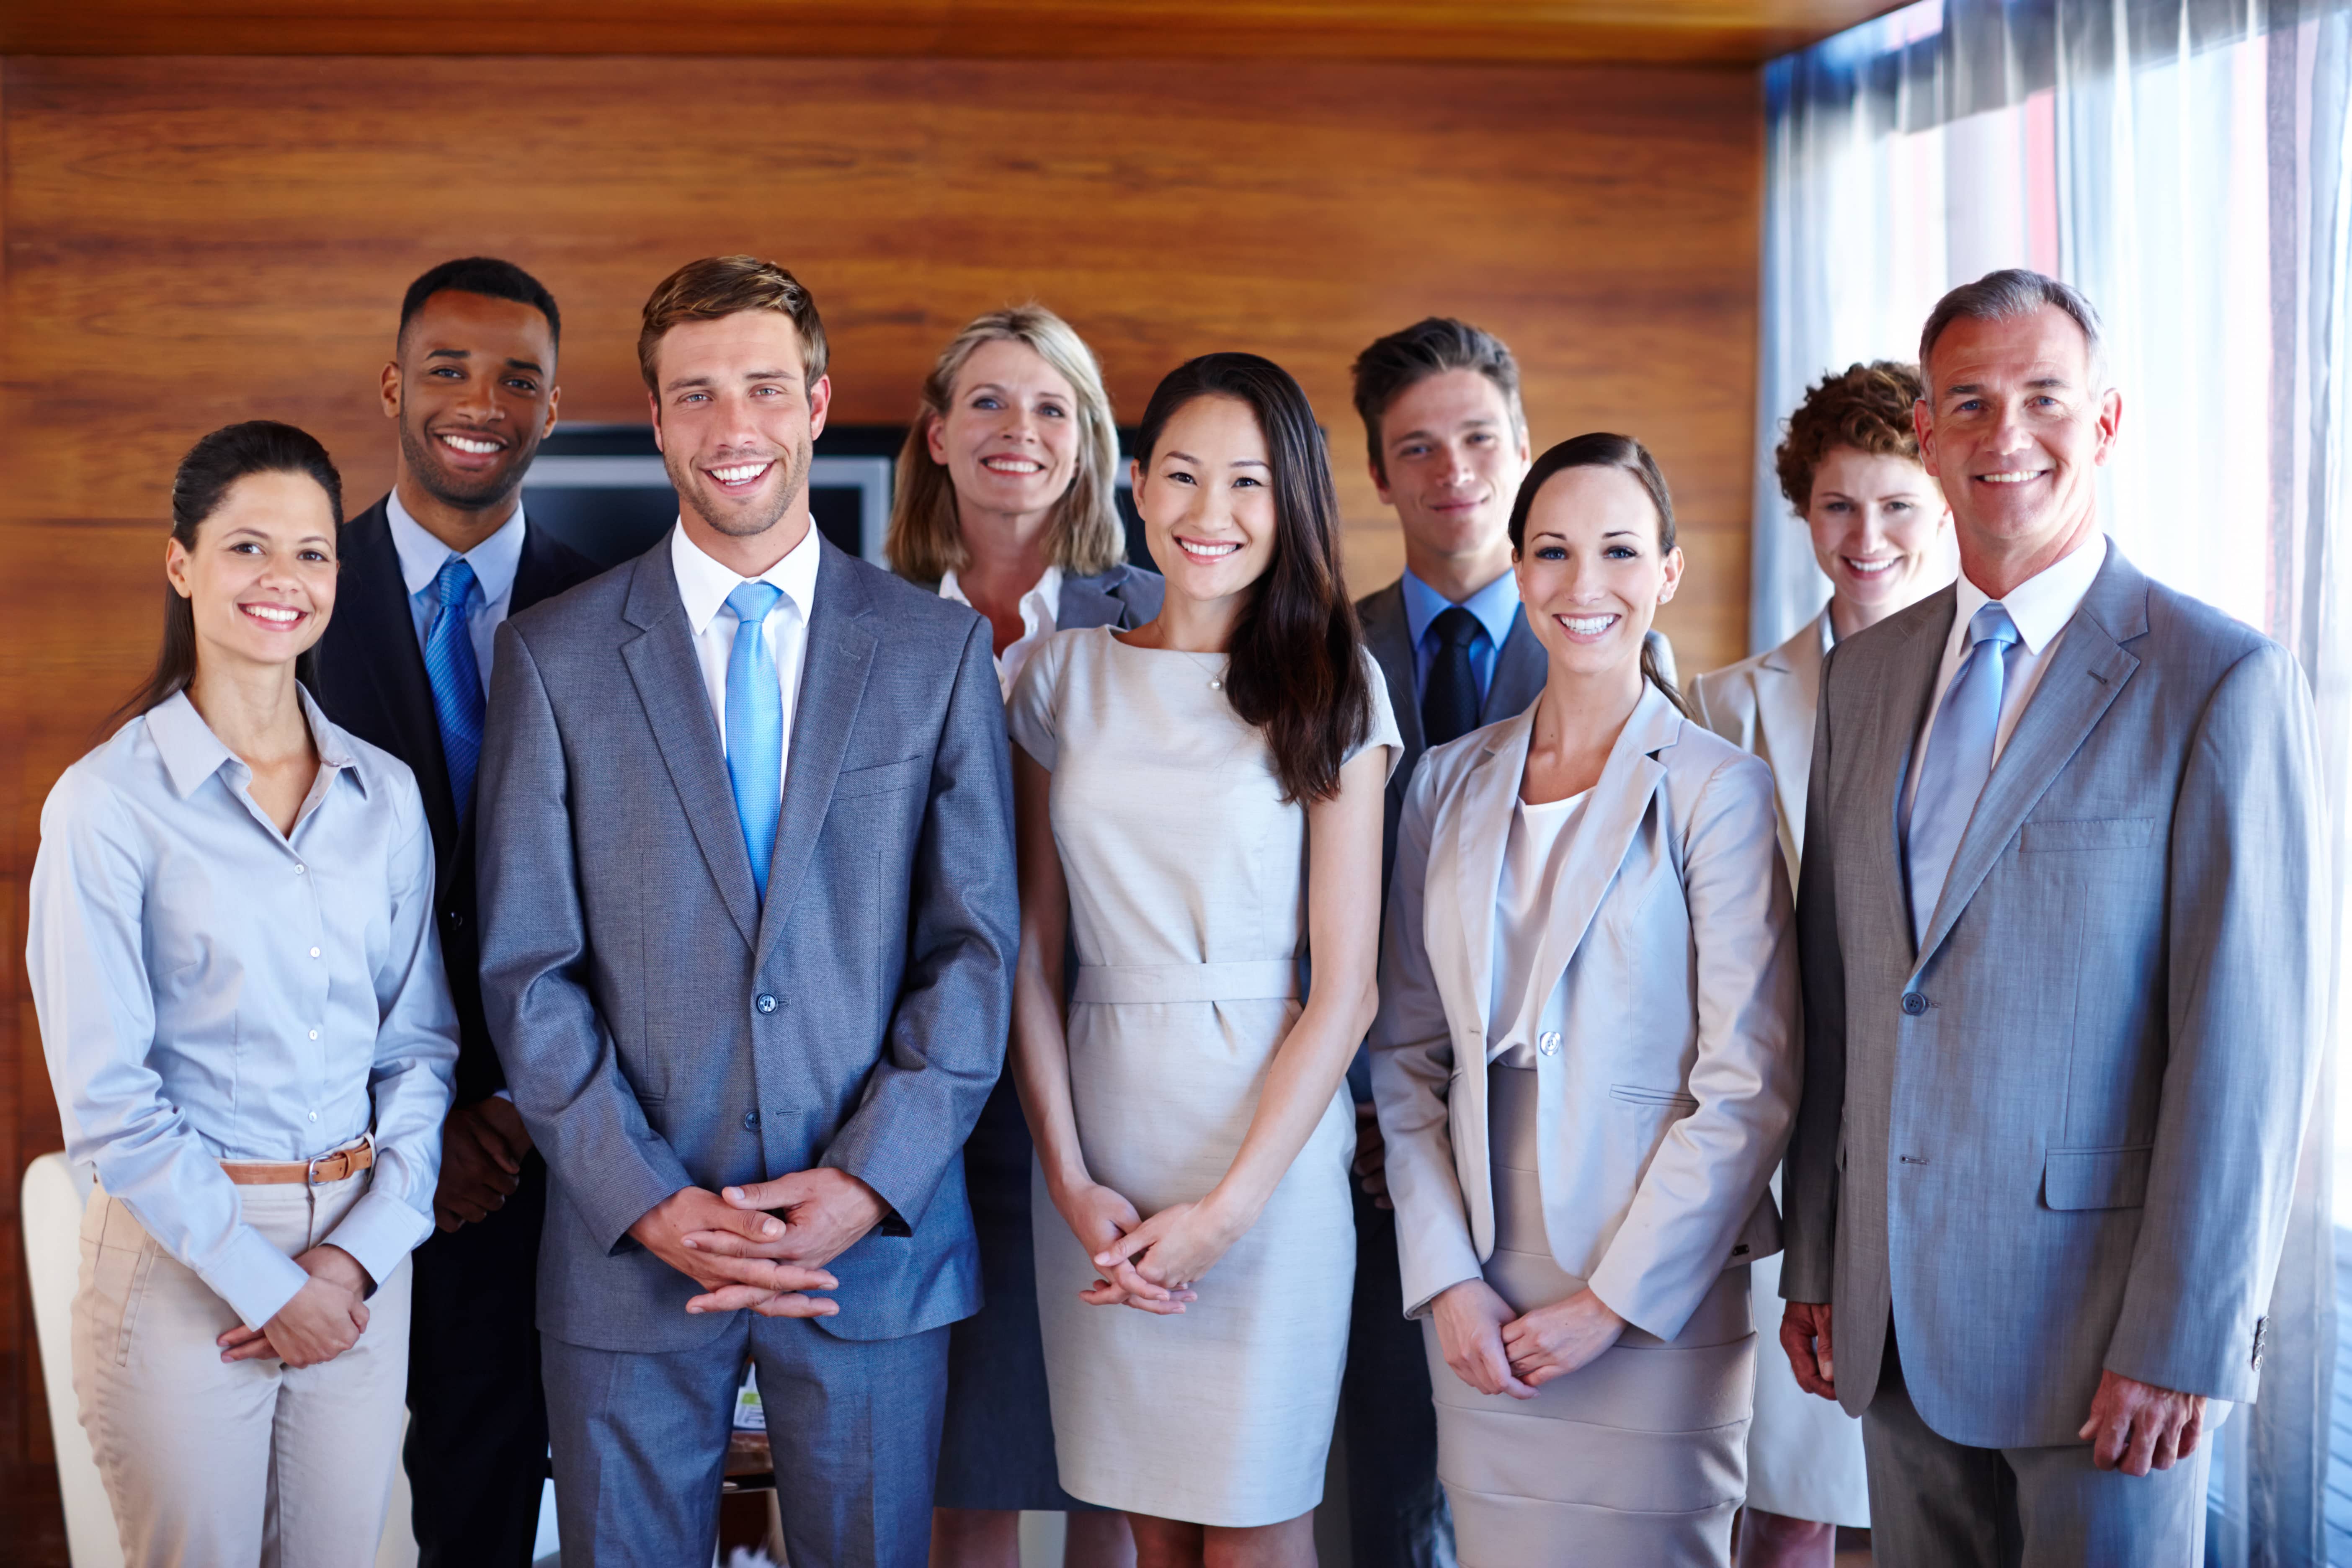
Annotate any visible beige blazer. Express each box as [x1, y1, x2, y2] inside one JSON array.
[[1687, 611, 1828, 883], [1369, 683, 1801, 1340]]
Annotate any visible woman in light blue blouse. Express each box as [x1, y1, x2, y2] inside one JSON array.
[[28, 421, 459, 1567]]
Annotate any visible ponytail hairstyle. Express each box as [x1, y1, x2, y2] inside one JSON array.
[[1134, 353, 1371, 804], [1506, 432, 1692, 718], [116, 420, 344, 724]]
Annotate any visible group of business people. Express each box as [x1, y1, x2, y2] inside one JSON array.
[[26, 245, 2324, 1568]]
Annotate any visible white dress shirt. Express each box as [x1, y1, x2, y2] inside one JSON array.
[[1903, 532, 2109, 818], [939, 563, 1063, 697], [385, 489, 528, 694], [669, 518, 821, 801], [28, 690, 459, 1328]]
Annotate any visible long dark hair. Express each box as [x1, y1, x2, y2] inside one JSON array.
[[115, 421, 344, 725], [1135, 353, 1371, 804], [1506, 432, 1692, 718]]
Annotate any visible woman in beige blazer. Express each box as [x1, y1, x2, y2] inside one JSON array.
[[1371, 433, 1799, 1568], [1687, 362, 1953, 1567]]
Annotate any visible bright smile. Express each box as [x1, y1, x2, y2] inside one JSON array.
[[1975, 469, 2047, 485], [1174, 535, 1242, 565], [706, 459, 775, 493], [980, 455, 1044, 475], [1843, 555, 1901, 577], [240, 601, 307, 631], [1554, 612, 1620, 641]]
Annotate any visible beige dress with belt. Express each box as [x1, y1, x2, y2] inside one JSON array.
[[1007, 626, 1400, 1527]]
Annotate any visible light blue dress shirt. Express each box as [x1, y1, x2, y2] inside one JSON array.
[[1400, 565, 1522, 709], [28, 690, 459, 1329], [386, 489, 528, 696]]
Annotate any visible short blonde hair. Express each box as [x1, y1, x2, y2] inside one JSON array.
[[638, 255, 827, 392], [886, 305, 1125, 581]]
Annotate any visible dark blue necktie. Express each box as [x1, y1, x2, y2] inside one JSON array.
[[424, 556, 486, 825]]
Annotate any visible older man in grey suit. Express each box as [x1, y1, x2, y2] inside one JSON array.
[[1779, 269, 2325, 1564], [477, 256, 1017, 1568]]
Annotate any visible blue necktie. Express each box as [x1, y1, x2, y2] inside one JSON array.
[[1903, 602, 2022, 947], [724, 581, 787, 904], [423, 556, 486, 825]]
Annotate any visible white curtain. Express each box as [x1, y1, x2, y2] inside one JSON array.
[[1757, 1, 2352, 1562]]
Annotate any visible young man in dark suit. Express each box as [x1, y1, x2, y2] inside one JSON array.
[[309, 256, 596, 1568]]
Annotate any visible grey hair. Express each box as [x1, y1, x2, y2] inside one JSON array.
[[1919, 268, 2109, 391]]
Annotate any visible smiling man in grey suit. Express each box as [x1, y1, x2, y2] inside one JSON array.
[[1780, 270, 2326, 1565], [476, 255, 1017, 1568]]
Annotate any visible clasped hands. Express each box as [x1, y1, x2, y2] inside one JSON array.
[[1432, 1278, 1627, 1398], [1779, 1301, 2210, 1476], [1052, 1179, 1275, 1315], [217, 1243, 374, 1369], [629, 1167, 889, 1319]]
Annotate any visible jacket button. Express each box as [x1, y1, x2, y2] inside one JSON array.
[[1537, 1032, 1561, 1056], [744, 1111, 761, 1131], [756, 994, 779, 1015], [446, 910, 465, 928], [1901, 992, 1928, 1016]]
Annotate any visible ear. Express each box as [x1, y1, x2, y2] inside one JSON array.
[[2092, 387, 2123, 467], [1658, 544, 1686, 606], [541, 383, 562, 441], [647, 389, 665, 453], [380, 358, 402, 420], [164, 534, 194, 599], [1369, 456, 1395, 508], [925, 412, 949, 467], [806, 374, 834, 443], [1912, 396, 1939, 478]]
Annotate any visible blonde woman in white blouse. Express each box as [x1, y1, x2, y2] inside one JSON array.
[[1371, 433, 1799, 1568]]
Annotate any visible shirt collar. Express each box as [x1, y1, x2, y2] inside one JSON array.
[[670, 515, 822, 636], [146, 687, 365, 800], [1953, 531, 2108, 655], [938, 563, 1064, 627], [1400, 565, 1521, 652], [385, 487, 528, 608]]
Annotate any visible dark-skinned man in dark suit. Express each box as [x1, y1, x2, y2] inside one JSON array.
[[309, 257, 596, 1568]]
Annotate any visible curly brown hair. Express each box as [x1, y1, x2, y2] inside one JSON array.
[[1774, 360, 1926, 513]]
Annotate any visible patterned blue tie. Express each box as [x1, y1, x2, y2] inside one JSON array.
[[423, 556, 486, 826], [1903, 602, 2022, 947], [724, 582, 787, 904]]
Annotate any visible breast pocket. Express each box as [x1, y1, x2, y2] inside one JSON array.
[[832, 754, 927, 801], [2017, 817, 2159, 853]]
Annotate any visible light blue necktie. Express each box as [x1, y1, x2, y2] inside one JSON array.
[[724, 581, 787, 904], [1903, 602, 2022, 947], [423, 556, 486, 825]]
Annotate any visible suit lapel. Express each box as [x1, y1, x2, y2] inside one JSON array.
[[1362, 583, 1426, 765], [754, 544, 879, 970], [1854, 591, 1956, 958], [1514, 687, 1677, 1021], [619, 547, 761, 950], [340, 501, 459, 857], [1755, 616, 1825, 855], [1442, 713, 1527, 1033], [1911, 553, 2144, 972], [1056, 573, 1127, 633], [1483, 605, 1548, 725]]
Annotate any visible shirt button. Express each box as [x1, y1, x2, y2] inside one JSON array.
[[1538, 1031, 1561, 1056], [309, 946, 322, 959], [744, 1111, 762, 1130], [294, 864, 306, 875], [309, 1112, 318, 1122], [1901, 992, 1929, 1016], [756, 994, 779, 1015], [309, 1029, 319, 1041]]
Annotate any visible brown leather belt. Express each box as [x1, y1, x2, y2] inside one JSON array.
[[222, 1136, 374, 1187]]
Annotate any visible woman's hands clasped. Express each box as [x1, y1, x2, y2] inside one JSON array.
[[1050, 1179, 1200, 1314], [217, 1243, 374, 1369], [1432, 1278, 1629, 1398]]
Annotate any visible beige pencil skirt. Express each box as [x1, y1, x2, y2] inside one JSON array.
[[1424, 1064, 1755, 1568]]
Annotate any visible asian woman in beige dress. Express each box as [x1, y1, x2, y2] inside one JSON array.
[[1687, 363, 1954, 1568], [1372, 433, 1799, 1568], [1007, 353, 1398, 1568]]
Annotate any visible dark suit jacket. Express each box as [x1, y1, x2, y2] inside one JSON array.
[[309, 495, 599, 1106]]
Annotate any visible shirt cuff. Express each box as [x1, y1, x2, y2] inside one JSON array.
[[492, 1088, 514, 1104], [320, 1187, 434, 1296], [207, 1228, 316, 1331]]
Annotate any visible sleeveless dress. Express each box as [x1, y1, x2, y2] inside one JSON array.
[[1006, 625, 1400, 1527]]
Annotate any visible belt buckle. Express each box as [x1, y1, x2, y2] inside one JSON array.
[[305, 1153, 330, 1187]]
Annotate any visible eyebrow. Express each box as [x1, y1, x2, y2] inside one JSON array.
[[1161, 449, 1270, 469], [664, 368, 793, 392], [426, 346, 547, 375], [1391, 416, 1500, 445], [222, 526, 333, 547], [1944, 374, 2071, 396]]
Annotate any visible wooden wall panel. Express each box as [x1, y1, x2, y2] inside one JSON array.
[[0, 53, 1760, 1528]]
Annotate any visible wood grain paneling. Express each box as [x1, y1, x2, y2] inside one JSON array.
[[0, 54, 1760, 1545], [6, 0, 1900, 68]]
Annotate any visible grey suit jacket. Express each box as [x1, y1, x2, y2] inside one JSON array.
[[1783, 542, 2326, 1447], [1689, 611, 1827, 886], [911, 562, 1164, 640], [476, 534, 1019, 1353]]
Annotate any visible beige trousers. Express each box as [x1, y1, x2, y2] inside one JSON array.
[[71, 1169, 413, 1568]]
